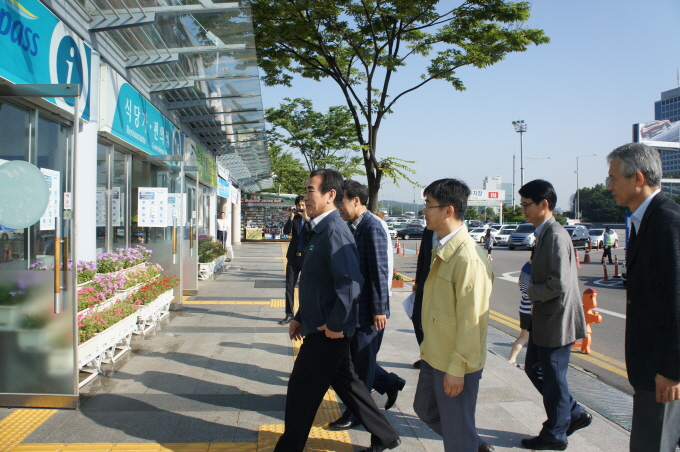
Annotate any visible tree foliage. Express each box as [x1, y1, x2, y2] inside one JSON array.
[[265, 98, 365, 178], [252, 0, 549, 210], [266, 137, 308, 194], [573, 184, 628, 222]]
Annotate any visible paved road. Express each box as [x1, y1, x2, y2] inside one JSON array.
[[393, 231, 633, 396]]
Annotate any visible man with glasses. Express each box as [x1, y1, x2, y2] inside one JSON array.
[[414, 178, 495, 452], [606, 143, 680, 452], [518, 180, 589, 451]]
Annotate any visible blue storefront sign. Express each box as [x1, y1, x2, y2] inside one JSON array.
[[0, 0, 92, 120], [218, 177, 230, 198], [101, 66, 183, 156]]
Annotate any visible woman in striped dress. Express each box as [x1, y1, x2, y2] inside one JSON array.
[[508, 251, 533, 365]]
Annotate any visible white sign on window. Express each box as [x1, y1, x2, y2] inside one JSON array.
[[96, 188, 106, 227], [167, 193, 185, 225], [138, 187, 168, 227], [112, 187, 121, 227], [40, 169, 60, 231]]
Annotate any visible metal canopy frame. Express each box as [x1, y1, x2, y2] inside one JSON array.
[[78, 0, 271, 193]]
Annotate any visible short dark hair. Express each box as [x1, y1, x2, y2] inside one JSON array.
[[518, 179, 556, 211], [310, 168, 344, 207], [342, 179, 369, 206], [423, 178, 470, 221], [294, 195, 305, 206]]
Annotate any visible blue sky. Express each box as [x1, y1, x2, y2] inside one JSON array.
[[260, 0, 680, 211]]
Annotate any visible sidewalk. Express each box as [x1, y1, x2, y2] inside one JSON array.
[[1, 241, 632, 452]]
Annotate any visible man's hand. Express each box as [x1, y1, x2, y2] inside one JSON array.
[[373, 314, 387, 330], [412, 283, 418, 292], [443, 373, 464, 397], [317, 324, 344, 339], [289, 320, 302, 341], [655, 374, 680, 403], [289, 209, 295, 220]]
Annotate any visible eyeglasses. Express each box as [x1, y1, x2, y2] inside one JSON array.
[[520, 201, 536, 210], [423, 205, 451, 210]]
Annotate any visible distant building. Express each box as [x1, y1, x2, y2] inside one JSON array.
[[654, 86, 680, 175], [501, 183, 513, 206], [483, 175, 502, 192]]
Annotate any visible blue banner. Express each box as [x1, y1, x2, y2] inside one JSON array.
[[218, 177, 230, 198], [0, 0, 92, 120]]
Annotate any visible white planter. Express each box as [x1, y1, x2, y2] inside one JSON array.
[[17, 329, 48, 352], [77, 312, 139, 369], [0, 305, 22, 330], [136, 289, 174, 334]]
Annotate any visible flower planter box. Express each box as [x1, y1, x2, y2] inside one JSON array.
[[0, 305, 22, 330], [97, 262, 148, 279], [17, 329, 49, 352], [135, 289, 174, 335], [77, 311, 139, 370], [392, 279, 404, 288]]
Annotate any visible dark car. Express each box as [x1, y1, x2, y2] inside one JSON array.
[[397, 226, 424, 240], [564, 225, 589, 249], [640, 120, 671, 139]]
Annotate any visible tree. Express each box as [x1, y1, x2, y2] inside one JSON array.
[[573, 184, 628, 222], [265, 98, 365, 178], [465, 206, 479, 221], [266, 138, 308, 194], [502, 204, 526, 223], [253, 0, 549, 211]]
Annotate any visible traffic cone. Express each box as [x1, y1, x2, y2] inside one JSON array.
[[575, 249, 582, 268], [584, 247, 591, 263], [613, 256, 620, 278], [395, 238, 400, 249], [603, 263, 610, 281]]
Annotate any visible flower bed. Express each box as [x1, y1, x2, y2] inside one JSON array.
[[77, 264, 162, 314]]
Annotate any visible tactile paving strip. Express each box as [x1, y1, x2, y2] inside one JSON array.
[[0, 409, 56, 452], [11, 443, 256, 452]]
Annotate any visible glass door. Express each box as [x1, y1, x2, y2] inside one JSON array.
[[181, 176, 198, 297], [0, 101, 77, 408]]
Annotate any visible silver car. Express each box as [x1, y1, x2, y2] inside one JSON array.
[[495, 225, 518, 246], [508, 223, 536, 250]]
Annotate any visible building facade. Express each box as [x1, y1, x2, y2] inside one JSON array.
[[653, 86, 680, 175]]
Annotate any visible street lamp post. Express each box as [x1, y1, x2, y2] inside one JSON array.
[[512, 120, 527, 188], [575, 154, 598, 221]]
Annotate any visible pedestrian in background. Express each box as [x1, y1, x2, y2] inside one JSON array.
[[602, 226, 614, 264], [606, 143, 680, 452], [483, 229, 496, 261], [508, 250, 533, 366], [274, 169, 400, 452], [414, 178, 495, 452], [518, 179, 590, 451], [216, 212, 234, 260], [279, 195, 309, 325]]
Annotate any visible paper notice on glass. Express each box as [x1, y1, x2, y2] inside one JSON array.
[[96, 188, 106, 226], [138, 187, 168, 227], [112, 187, 121, 226], [402, 291, 415, 319], [167, 193, 184, 225], [39, 168, 60, 230]]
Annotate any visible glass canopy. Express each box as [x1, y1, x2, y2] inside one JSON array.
[[77, 0, 271, 192]]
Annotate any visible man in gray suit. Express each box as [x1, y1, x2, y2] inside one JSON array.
[[518, 179, 589, 451]]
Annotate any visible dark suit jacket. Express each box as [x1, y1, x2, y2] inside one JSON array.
[[294, 210, 364, 338], [527, 216, 586, 348], [414, 229, 435, 308], [625, 193, 680, 390], [353, 212, 390, 328], [283, 214, 309, 260]]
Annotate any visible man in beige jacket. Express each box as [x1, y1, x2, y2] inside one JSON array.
[[413, 178, 495, 452]]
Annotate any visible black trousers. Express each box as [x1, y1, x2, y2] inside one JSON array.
[[274, 333, 398, 452], [217, 230, 227, 246], [284, 255, 304, 316], [602, 246, 613, 263]]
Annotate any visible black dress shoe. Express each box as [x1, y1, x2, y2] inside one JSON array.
[[278, 315, 294, 325], [520, 436, 567, 451], [479, 441, 495, 452], [384, 377, 406, 410], [328, 418, 360, 430], [413, 359, 422, 369], [566, 409, 592, 436], [357, 438, 401, 452]]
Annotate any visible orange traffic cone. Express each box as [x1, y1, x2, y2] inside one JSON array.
[[602, 263, 610, 281], [395, 238, 400, 249], [416, 243, 419, 256], [575, 249, 582, 268]]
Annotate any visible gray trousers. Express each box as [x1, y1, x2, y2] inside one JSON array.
[[630, 390, 680, 452], [414, 360, 483, 452]]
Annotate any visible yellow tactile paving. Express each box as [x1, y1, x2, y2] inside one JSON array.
[[269, 299, 285, 308], [0, 409, 56, 452], [11, 443, 256, 452]]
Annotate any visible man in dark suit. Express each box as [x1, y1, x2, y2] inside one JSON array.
[[329, 180, 405, 430], [606, 143, 680, 452], [274, 169, 400, 452], [279, 195, 310, 325], [411, 227, 435, 368], [519, 179, 589, 451]]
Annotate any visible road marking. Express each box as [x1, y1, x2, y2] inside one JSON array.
[[498, 271, 520, 284], [595, 308, 626, 319]]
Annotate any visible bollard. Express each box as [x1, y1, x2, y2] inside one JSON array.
[[602, 263, 610, 281], [573, 288, 603, 354], [416, 243, 419, 256], [597, 240, 601, 251], [613, 256, 620, 278], [400, 243, 406, 256], [588, 241, 593, 252], [574, 248, 582, 268], [584, 247, 591, 263], [395, 238, 400, 249]]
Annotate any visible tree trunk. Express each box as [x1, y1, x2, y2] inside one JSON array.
[[367, 176, 381, 213]]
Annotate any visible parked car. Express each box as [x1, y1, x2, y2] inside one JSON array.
[[468, 228, 490, 243], [386, 227, 397, 239], [563, 225, 590, 249], [640, 119, 671, 139], [467, 220, 485, 228], [495, 225, 518, 246], [576, 222, 595, 230], [587, 228, 619, 249], [396, 226, 424, 240], [508, 223, 536, 250]]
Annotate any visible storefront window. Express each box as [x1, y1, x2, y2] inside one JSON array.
[[96, 143, 108, 253], [112, 150, 127, 246]]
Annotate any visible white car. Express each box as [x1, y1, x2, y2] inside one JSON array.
[[587, 229, 619, 248], [386, 227, 397, 238], [468, 228, 489, 243], [495, 225, 518, 246]]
